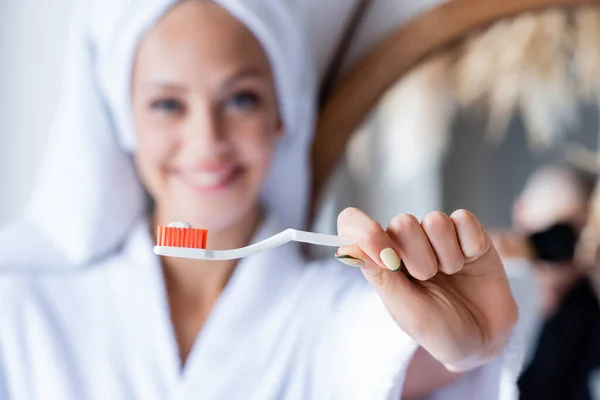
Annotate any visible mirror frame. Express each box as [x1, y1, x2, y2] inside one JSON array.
[[310, 0, 600, 222]]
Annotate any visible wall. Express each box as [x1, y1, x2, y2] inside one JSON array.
[[0, 0, 73, 225]]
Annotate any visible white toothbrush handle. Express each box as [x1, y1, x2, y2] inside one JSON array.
[[289, 229, 354, 247], [154, 246, 277, 261], [154, 229, 354, 261]]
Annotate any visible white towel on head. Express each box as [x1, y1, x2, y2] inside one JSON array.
[[0, 0, 316, 271]]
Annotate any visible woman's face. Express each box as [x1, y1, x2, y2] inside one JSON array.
[[132, 1, 282, 231]]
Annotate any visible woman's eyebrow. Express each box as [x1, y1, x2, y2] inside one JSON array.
[[143, 68, 266, 91], [144, 81, 187, 92], [222, 67, 266, 87]]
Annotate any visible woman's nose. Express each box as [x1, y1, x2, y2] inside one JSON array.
[[180, 105, 229, 160]]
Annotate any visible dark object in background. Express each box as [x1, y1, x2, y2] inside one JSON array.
[[519, 278, 600, 400], [528, 223, 578, 263]]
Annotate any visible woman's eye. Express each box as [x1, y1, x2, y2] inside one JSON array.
[[226, 91, 260, 111], [150, 98, 184, 113]]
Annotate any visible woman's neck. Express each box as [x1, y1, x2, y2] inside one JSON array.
[[154, 205, 262, 305], [152, 205, 262, 366]]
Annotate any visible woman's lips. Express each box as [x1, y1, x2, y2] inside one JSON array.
[[178, 165, 242, 191]]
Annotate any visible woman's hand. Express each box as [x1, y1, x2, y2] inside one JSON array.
[[336, 208, 518, 372]]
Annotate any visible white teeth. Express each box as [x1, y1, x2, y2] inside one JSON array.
[[189, 171, 230, 187]]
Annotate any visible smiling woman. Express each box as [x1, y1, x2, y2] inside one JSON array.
[[0, 0, 521, 399]]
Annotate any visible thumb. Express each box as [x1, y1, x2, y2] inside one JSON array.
[[359, 254, 411, 293], [334, 241, 414, 295]]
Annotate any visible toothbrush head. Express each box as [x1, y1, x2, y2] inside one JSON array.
[[156, 221, 207, 249]]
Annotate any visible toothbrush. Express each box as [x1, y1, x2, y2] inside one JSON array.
[[154, 221, 355, 261]]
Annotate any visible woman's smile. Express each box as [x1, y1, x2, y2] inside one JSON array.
[[175, 164, 244, 193]]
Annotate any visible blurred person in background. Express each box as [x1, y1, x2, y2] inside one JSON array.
[[496, 166, 593, 318], [0, 0, 522, 399], [492, 165, 600, 399]]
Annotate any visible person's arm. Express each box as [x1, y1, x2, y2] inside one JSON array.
[[401, 257, 540, 399], [490, 231, 534, 260], [402, 347, 462, 399]]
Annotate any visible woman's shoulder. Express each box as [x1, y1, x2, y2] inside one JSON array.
[[0, 220, 138, 322], [0, 249, 147, 362], [0, 250, 127, 311], [0, 216, 154, 299]]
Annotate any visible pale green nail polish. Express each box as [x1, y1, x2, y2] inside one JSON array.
[[335, 253, 365, 268], [380, 248, 401, 271]]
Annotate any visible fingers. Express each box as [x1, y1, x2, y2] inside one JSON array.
[[336, 208, 492, 282], [387, 213, 438, 281], [450, 209, 491, 261], [421, 212, 464, 275], [336, 207, 402, 271]]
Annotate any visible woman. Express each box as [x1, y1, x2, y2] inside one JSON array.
[[0, 0, 520, 398]]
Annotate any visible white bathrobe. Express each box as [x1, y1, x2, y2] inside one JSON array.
[[0, 214, 522, 400], [0, 0, 526, 398]]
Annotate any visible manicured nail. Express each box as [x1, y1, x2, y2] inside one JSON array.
[[380, 248, 401, 271], [335, 253, 365, 267]]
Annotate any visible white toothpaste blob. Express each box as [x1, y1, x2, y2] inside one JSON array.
[[167, 221, 192, 229]]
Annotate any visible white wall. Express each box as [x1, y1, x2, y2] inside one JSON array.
[[0, 0, 74, 225]]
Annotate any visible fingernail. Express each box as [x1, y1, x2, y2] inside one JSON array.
[[335, 253, 365, 267], [380, 248, 401, 271]]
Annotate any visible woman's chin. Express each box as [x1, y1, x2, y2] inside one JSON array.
[[158, 177, 259, 230]]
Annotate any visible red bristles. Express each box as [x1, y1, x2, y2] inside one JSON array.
[[157, 226, 208, 249]]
